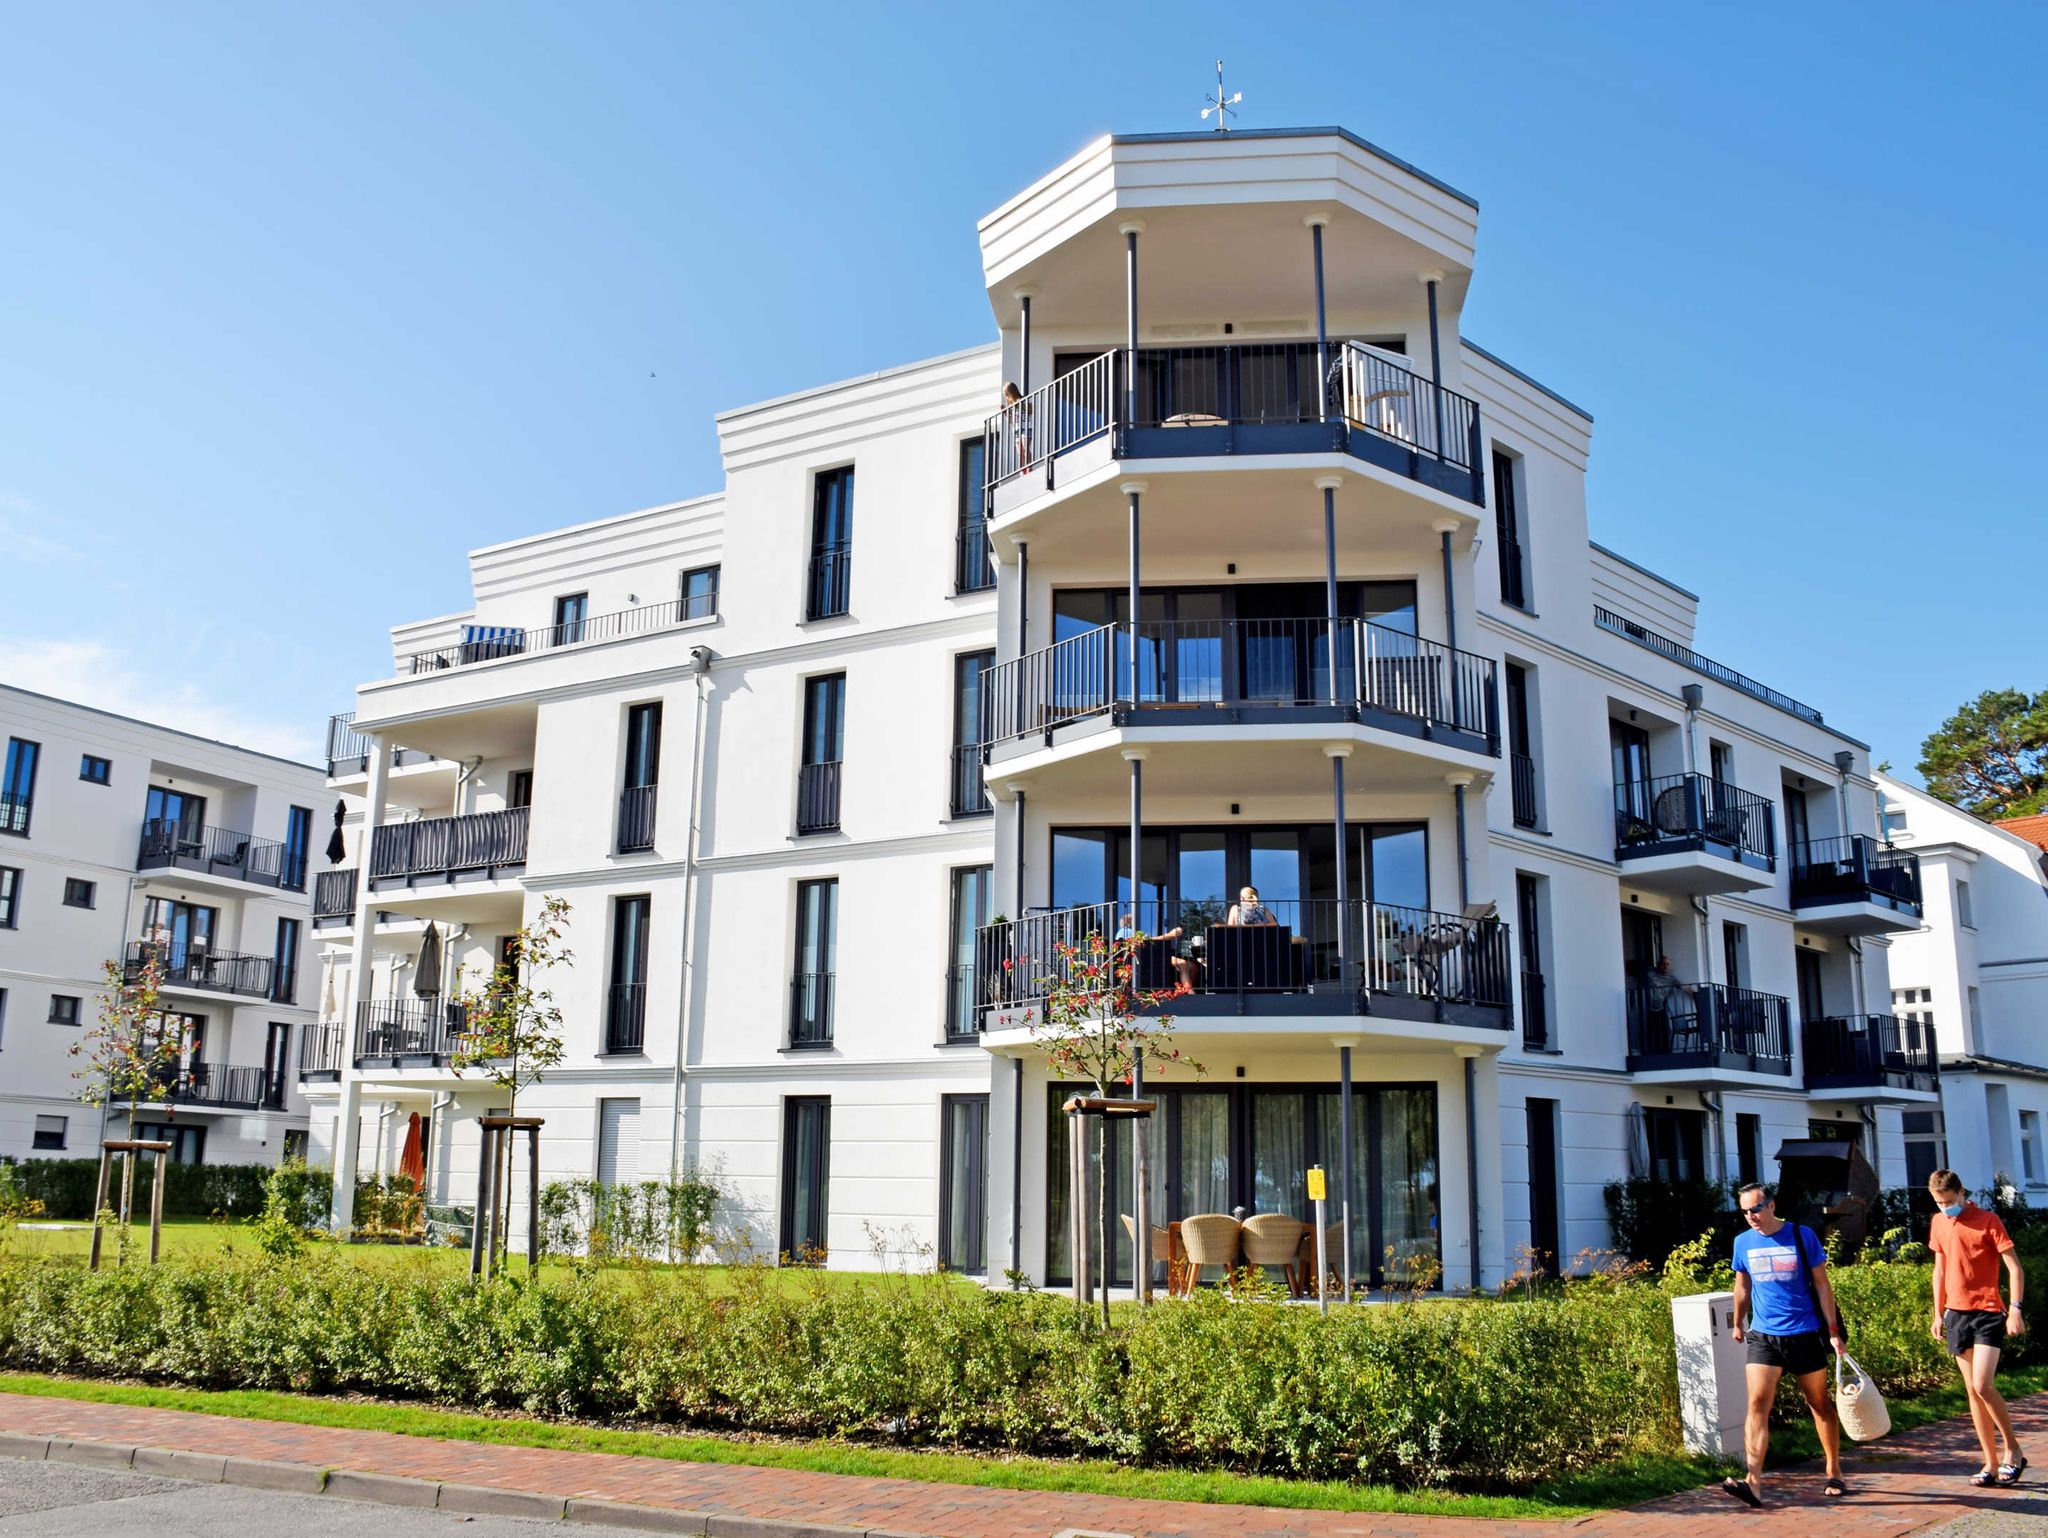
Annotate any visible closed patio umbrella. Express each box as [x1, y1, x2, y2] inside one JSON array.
[[325, 799, 347, 865], [414, 923, 442, 998], [399, 1112, 426, 1187]]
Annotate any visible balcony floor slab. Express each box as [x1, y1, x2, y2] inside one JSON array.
[[1791, 899, 1923, 937], [1615, 849, 1775, 897]]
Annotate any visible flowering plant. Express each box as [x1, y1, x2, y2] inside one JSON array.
[[1019, 927, 1203, 1094], [72, 951, 179, 1119]]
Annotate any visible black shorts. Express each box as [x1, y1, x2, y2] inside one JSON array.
[[1943, 1308, 2008, 1355], [1747, 1329, 1830, 1376]]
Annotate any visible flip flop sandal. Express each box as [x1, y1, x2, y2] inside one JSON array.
[[1824, 1478, 1847, 1497], [1720, 1477, 1763, 1507], [1997, 1456, 2028, 1486], [1971, 1470, 1999, 1487]]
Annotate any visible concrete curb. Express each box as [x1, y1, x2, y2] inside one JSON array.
[[16, 1432, 941, 1537]]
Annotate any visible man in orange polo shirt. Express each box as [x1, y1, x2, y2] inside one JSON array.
[[1928, 1168, 2027, 1486]]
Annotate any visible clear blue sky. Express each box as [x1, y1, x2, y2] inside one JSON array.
[[2, 4, 2040, 768]]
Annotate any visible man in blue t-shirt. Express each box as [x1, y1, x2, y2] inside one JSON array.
[[1723, 1183, 1847, 1506]]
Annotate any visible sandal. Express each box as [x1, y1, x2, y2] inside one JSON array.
[[1720, 1476, 1762, 1507], [1824, 1477, 1847, 1498], [1997, 1455, 2028, 1486], [1971, 1469, 1999, 1488]]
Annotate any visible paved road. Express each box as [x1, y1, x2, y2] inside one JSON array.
[[0, 1455, 558, 1536]]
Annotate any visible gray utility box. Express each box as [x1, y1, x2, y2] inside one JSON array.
[[1671, 1290, 1747, 1457]]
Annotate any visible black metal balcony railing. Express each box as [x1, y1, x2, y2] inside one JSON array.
[[1613, 773, 1776, 867], [137, 818, 307, 891], [605, 982, 647, 1053], [1332, 342, 1479, 473], [1791, 835, 1923, 914], [617, 784, 658, 853], [976, 899, 1511, 1017], [950, 744, 990, 818], [956, 521, 995, 594], [986, 350, 1115, 488], [1593, 606, 1824, 727], [162, 1062, 281, 1111], [1497, 535, 1529, 610], [368, 807, 529, 881], [945, 962, 978, 1040], [299, 1022, 344, 1077], [399, 597, 691, 676], [981, 618, 1498, 751], [353, 998, 472, 1063], [0, 791, 30, 837], [1520, 969, 1549, 1051], [125, 941, 275, 1000], [1510, 752, 1538, 828], [313, 867, 358, 920], [1803, 1014, 1939, 1094], [806, 546, 851, 621], [325, 711, 440, 778], [790, 972, 834, 1046], [796, 761, 841, 834], [1625, 983, 1793, 1075]]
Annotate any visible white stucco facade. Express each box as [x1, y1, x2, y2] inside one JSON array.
[[0, 686, 321, 1169]]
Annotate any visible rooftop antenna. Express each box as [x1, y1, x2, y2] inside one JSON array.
[[1200, 59, 1241, 131]]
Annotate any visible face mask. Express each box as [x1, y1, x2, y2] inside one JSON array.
[[1940, 1202, 1965, 1219]]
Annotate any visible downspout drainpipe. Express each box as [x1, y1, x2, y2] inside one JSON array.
[[668, 648, 714, 1184]]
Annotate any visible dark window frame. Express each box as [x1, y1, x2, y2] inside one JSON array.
[[790, 878, 837, 1046], [680, 564, 721, 621], [32, 1113, 66, 1151], [1, 737, 40, 836], [606, 894, 652, 1054], [553, 592, 590, 642], [272, 917, 301, 1005], [938, 1093, 990, 1273], [780, 1095, 832, 1262], [945, 863, 993, 1040], [0, 865, 19, 928], [507, 770, 534, 810], [79, 754, 112, 785], [62, 877, 95, 909], [1491, 446, 1531, 611], [805, 466, 855, 621], [950, 650, 994, 818], [954, 437, 993, 594], [48, 993, 82, 1026]]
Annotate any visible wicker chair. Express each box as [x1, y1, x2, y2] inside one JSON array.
[[1293, 1222, 1348, 1298], [1241, 1214, 1309, 1295], [1177, 1214, 1242, 1296], [1120, 1214, 1186, 1296]]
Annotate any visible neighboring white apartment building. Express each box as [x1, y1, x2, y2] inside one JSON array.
[[1876, 774, 2048, 1196], [0, 686, 321, 1167], [311, 126, 1928, 1282]]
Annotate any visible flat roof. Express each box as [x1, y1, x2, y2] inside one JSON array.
[[1107, 127, 1479, 211], [1588, 540, 1700, 602], [1462, 340, 1593, 423], [0, 683, 322, 774]]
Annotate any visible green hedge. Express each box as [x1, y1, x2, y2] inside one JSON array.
[[1, 1158, 270, 1221]]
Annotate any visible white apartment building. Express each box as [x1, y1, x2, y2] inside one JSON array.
[[310, 126, 1927, 1282], [0, 686, 321, 1167], [1876, 775, 2048, 1195]]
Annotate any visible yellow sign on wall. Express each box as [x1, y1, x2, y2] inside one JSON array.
[[1306, 1166, 1327, 1202]]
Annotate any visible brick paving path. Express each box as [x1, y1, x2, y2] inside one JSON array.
[[0, 1389, 2044, 1537]]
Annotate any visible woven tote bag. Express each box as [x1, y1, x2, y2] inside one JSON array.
[[1835, 1350, 1891, 1441]]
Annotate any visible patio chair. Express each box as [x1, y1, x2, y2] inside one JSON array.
[[1121, 1214, 1186, 1296], [1241, 1213, 1309, 1296], [1293, 1222, 1347, 1298], [1177, 1214, 1242, 1296]]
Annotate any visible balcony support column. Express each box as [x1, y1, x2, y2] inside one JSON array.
[[331, 732, 391, 1234], [1422, 270, 1446, 453], [1307, 215, 1331, 423], [1016, 290, 1033, 393], [1328, 746, 1353, 989], [1120, 223, 1144, 428], [1015, 538, 1029, 656], [1448, 772, 1473, 911], [1124, 749, 1148, 933], [1317, 476, 1344, 706], [1006, 784, 1028, 915], [1122, 481, 1147, 705]]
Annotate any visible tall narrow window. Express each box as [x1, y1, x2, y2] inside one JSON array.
[[1516, 873, 1548, 1050], [618, 703, 662, 853], [1491, 448, 1529, 610], [553, 592, 589, 644], [1957, 879, 1975, 929], [607, 896, 651, 1052], [780, 1096, 831, 1262], [0, 867, 17, 928], [940, 1094, 989, 1273], [282, 805, 313, 890], [144, 785, 207, 846], [507, 770, 533, 810], [955, 439, 993, 593], [272, 917, 301, 1005], [806, 466, 854, 620], [797, 674, 845, 834], [947, 865, 993, 1039], [791, 879, 837, 1046], [2, 737, 40, 835], [1504, 664, 1537, 828], [680, 564, 720, 620], [1722, 921, 1747, 990], [1737, 1113, 1763, 1187], [1525, 1098, 1560, 1276], [951, 650, 993, 818]]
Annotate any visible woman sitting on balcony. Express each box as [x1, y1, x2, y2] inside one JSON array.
[[1226, 886, 1278, 927], [1114, 913, 1198, 991]]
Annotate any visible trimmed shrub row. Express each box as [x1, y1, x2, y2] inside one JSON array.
[[1, 1158, 270, 1220]]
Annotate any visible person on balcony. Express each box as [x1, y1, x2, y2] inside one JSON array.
[[1226, 886, 1278, 926], [1002, 381, 1033, 471], [1114, 913, 1197, 991]]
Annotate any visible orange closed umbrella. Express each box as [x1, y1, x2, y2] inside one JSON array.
[[399, 1112, 426, 1186]]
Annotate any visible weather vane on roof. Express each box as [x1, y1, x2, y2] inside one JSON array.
[[1200, 59, 1241, 131]]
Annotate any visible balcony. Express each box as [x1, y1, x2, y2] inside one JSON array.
[[605, 982, 647, 1054], [325, 711, 445, 780], [368, 807, 528, 885], [950, 745, 990, 818], [1625, 984, 1793, 1081], [137, 819, 307, 892], [985, 342, 1483, 519], [617, 784, 658, 854], [161, 1062, 285, 1112], [299, 1022, 344, 1079], [353, 998, 472, 1065], [1803, 1014, 1939, 1099], [1613, 773, 1775, 895], [125, 941, 278, 1001], [1593, 606, 1824, 728], [796, 762, 841, 835], [396, 598, 694, 677], [313, 867, 358, 924], [983, 618, 1498, 779], [1790, 836, 1923, 935], [790, 972, 834, 1047], [976, 898, 1512, 1033]]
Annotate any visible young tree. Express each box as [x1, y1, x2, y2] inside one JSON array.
[[1919, 688, 2048, 820], [71, 950, 182, 1256], [451, 894, 571, 1269], [1007, 925, 1200, 1319]]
